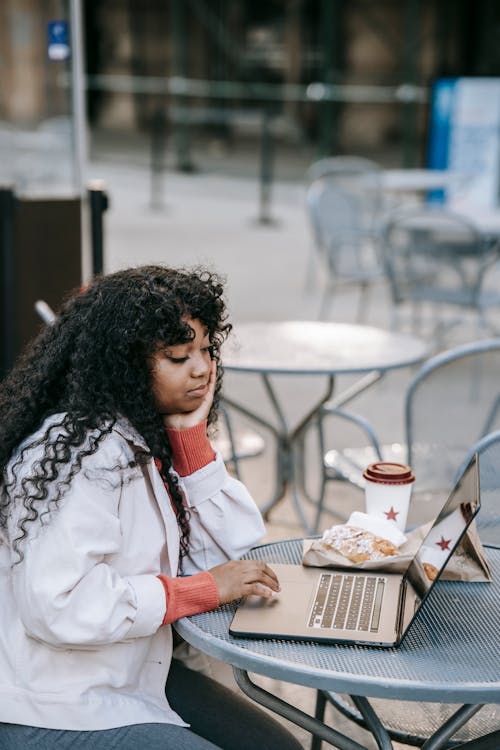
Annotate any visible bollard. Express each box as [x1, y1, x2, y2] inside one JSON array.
[[0, 186, 16, 376], [87, 180, 109, 277], [256, 108, 278, 226], [0, 189, 80, 375], [150, 107, 168, 210]]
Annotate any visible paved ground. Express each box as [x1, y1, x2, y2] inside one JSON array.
[[88, 132, 498, 749]]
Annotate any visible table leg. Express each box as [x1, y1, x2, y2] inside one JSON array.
[[297, 371, 385, 532], [290, 373, 386, 534], [313, 691, 394, 750], [262, 373, 336, 532], [233, 668, 370, 750], [350, 696, 394, 750], [220, 393, 289, 519], [222, 375, 335, 530], [319, 693, 486, 750], [224, 370, 384, 534], [311, 691, 327, 750], [420, 704, 485, 750]]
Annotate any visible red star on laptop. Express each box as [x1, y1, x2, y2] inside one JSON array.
[[384, 506, 399, 521], [436, 536, 452, 551]]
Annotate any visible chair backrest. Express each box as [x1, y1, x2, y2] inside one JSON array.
[[404, 339, 500, 516], [306, 156, 382, 184], [306, 179, 360, 242], [305, 179, 382, 278], [308, 157, 384, 228], [382, 208, 489, 307], [456, 430, 500, 548]]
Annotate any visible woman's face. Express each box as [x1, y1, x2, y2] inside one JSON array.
[[149, 318, 213, 415]]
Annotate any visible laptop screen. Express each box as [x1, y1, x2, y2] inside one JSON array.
[[405, 453, 480, 603]]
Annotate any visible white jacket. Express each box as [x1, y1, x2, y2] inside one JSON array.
[[0, 415, 265, 730]]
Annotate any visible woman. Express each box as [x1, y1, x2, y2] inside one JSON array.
[[0, 265, 301, 750]]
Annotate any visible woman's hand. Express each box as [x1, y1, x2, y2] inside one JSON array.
[[208, 559, 281, 605], [163, 360, 216, 431]]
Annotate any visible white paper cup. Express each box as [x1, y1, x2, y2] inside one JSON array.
[[363, 462, 415, 531]]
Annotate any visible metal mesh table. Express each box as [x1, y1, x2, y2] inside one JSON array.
[[175, 539, 500, 750]]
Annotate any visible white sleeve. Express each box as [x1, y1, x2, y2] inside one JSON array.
[[177, 451, 266, 574], [11, 456, 165, 650]]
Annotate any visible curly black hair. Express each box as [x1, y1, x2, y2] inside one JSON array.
[[0, 265, 232, 562]]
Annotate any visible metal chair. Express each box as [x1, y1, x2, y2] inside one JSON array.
[[449, 730, 500, 750], [313, 338, 500, 533], [306, 156, 383, 185], [312, 694, 500, 750], [306, 157, 390, 242], [305, 178, 385, 321], [215, 401, 266, 481], [456, 429, 500, 549], [311, 432, 500, 750], [381, 208, 500, 338]]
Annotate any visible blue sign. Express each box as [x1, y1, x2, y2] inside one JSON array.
[[48, 20, 70, 61], [426, 78, 457, 204], [427, 77, 500, 209]]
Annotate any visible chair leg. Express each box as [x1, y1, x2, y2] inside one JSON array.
[[356, 282, 371, 323], [310, 690, 327, 750], [448, 729, 500, 750], [218, 402, 242, 480], [305, 245, 320, 293], [318, 281, 334, 320]]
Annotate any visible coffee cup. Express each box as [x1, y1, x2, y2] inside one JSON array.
[[362, 462, 415, 531]]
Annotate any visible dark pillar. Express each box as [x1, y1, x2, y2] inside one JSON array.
[[319, 0, 338, 157], [0, 191, 81, 376], [170, 0, 194, 172], [87, 181, 109, 275], [402, 0, 420, 167], [0, 187, 16, 376]]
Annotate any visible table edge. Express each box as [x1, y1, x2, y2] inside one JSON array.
[[223, 354, 428, 376], [173, 618, 500, 703]]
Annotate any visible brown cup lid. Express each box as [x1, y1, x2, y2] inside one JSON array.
[[363, 461, 415, 485]]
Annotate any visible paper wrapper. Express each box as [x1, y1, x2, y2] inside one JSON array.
[[302, 520, 491, 583]]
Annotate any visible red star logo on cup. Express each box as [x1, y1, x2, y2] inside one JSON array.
[[436, 536, 452, 551], [384, 506, 399, 521]]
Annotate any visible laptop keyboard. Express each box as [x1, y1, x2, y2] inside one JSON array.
[[308, 573, 386, 632]]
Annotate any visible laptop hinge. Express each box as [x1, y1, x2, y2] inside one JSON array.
[[395, 580, 407, 638]]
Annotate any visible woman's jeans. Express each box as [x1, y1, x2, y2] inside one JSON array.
[[0, 659, 303, 750]]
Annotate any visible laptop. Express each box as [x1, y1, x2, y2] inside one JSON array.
[[230, 453, 481, 648]]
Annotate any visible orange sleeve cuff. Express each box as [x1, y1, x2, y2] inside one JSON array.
[[165, 421, 215, 476], [157, 571, 220, 625]]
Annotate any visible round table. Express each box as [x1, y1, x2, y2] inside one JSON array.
[[175, 539, 500, 750], [222, 322, 429, 532], [380, 169, 467, 194], [223, 321, 428, 376]]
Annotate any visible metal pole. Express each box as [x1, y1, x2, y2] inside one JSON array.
[[87, 181, 108, 277], [402, 0, 420, 167], [319, 0, 336, 157], [257, 108, 277, 225], [170, 0, 194, 172], [150, 107, 168, 210], [69, 0, 88, 193], [70, 0, 90, 284]]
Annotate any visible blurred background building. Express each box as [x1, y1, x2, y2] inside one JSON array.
[[2, 7, 500, 748], [2, 0, 500, 373], [2, 0, 500, 182]]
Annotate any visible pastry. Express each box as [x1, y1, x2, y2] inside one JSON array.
[[320, 524, 398, 563], [347, 511, 407, 547], [422, 561, 439, 581]]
